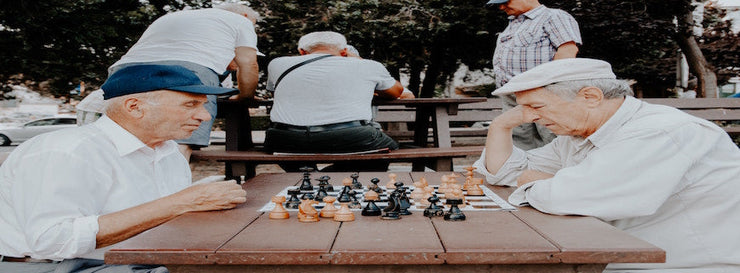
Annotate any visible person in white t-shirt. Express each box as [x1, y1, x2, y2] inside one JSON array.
[[78, 3, 261, 161], [264, 31, 404, 171], [0, 65, 247, 272]]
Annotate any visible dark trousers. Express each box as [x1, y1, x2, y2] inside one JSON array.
[[264, 124, 399, 172]]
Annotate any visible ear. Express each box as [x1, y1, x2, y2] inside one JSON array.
[[298, 48, 308, 55], [122, 97, 146, 119], [339, 48, 348, 57], [578, 86, 604, 107]]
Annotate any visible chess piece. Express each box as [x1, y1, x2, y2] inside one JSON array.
[[317, 175, 334, 192], [299, 166, 315, 191], [423, 195, 444, 218], [395, 182, 412, 215], [362, 191, 382, 216], [338, 177, 353, 203], [444, 198, 466, 221], [348, 189, 362, 209], [386, 173, 397, 189], [466, 177, 485, 196], [410, 181, 425, 201], [319, 196, 338, 218], [381, 188, 402, 220], [298, 199, 319, 222], [269, 196, 290, 219], [285, 189, 302, 209], [368, 177, 383, 193], [300, 190, 315, 201], [314, 183, 329, 201], [333, 200, 355, 222], [418, 176, 429, 188], [350, 173, 363, 189]]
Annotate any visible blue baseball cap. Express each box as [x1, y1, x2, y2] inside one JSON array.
[[101, 65, 239, 100], [486, 0, 509, 7]]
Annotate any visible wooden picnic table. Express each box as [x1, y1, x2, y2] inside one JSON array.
[[106, 172, 665, 273]]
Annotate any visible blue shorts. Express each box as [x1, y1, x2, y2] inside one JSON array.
[[110, 61, 220, 147]]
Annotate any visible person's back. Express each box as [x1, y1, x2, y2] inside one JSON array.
[[113, 8, 255, 75], [268, 55, 392, 126]]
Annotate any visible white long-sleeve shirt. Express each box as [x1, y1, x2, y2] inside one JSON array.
[[474, 96, 740, 272], [0, 116, 191, 260]]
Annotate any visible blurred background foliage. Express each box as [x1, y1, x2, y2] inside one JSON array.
[[0, 0, 738, 98]]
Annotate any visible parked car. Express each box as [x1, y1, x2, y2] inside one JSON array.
[[0, 116, 77, 146]]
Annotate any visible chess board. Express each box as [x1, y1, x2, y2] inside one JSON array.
[[259, 184, 517, 212]]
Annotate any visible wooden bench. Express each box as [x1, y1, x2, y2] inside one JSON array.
[[376, 97, 740, 139], [191, 146, 484, 180]]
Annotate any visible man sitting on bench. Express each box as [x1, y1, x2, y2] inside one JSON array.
[[264, 31, 404, 171]]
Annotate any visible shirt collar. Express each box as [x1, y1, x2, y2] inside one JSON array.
[[93, 115, 179, 158], [510, 5, 547, 21], [586, 96, 641, 148]]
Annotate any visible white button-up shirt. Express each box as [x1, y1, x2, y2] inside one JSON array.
[[474, 96, 740, 272], [0, 116, 190, 260]]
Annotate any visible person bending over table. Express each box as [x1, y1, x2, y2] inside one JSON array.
[[473, 58, 740, 272], [0, 65, 247, 272], [264, 31, 404, 172]]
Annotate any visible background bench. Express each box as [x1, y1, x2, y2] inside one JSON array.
[[376, 97, 740, 140], [191, 146, 484, 181]]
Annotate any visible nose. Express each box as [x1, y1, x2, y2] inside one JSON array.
[[522, 107, 540, 122], [194, 105, 212, 122]]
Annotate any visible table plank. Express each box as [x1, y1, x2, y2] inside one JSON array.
[[433, 211, 559, 264], [105, 173, 302, 265], [331, 214, 445, 265], [512, 207, 666, 264]]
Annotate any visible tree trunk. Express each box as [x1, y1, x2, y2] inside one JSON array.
[[420, 43, 444, 98], [676, 10, 718, 98]]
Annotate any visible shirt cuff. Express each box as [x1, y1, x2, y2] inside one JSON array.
[[507, 181, 535, 206], [71, 215, 99, 257]]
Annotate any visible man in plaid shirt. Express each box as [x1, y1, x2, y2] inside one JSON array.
[[487, 0, 582, 150]]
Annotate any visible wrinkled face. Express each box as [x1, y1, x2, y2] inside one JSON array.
[[515, 87, 588, 137], [499, 0, 530, 16], [142, 90, 211, 141]]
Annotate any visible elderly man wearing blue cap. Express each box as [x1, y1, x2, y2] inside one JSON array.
[[474, 58, 740, 272], [0, 65, 248, 272], [486, 0, 582, 151]]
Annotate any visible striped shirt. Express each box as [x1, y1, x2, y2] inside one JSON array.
[[492, 5, 582, 87]]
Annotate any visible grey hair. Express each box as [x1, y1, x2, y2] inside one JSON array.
[[543, 78, 634, 101], [214, 3, 262, 22], [297, 31, 347, 53]]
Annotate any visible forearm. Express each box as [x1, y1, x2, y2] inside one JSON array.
[[553, 41, 579, 60], [375, 82, 404, 99], [484, 124, 515, 175], [233, 47, 259, 100], [96, 194, 188, 248]]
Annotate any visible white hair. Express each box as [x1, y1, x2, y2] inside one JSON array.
[[214, 3, 261, 21], [297, 31, 347, 53], [544, 78, 634, 100]]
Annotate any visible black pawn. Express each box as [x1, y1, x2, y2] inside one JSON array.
[[368, 178, 383, 193], [348, 190, 362, 209], [350, 173, 363, 189], [318, 175, 334, 192], [299, 167, 314, 191], [300, 190, 315, 201], [423, 195, 444, 218], [444, 198, 466, 221], [362, 199, 382, 216], [314, 184, 328, 202], [337, 184, 353, 203], [285, 189, 301, 209]]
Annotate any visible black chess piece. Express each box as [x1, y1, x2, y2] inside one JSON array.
[[443, 198, 466, 221], [381, 189, 402, 220], [368, 178, 383, 193], [285, 189, 301, 209], [348, 189, 362, 209], [350, 173, 363, 189], [337, 183, 353, 203], [423, 195, 444, 217], [314, 183, 328, 202], [317, 175, 333, 192], [300, 190, 315, 201], [395, 182, 412, 215], [361, 199, 382, 216], [299, 166, 314, 191]]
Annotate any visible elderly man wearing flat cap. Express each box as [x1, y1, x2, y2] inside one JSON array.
[[0, 65, 247, 272], [474, 58, 740, 272], [486, 0, 581, 151]]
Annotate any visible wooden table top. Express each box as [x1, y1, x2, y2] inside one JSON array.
[[105, 172, 664, 268]]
